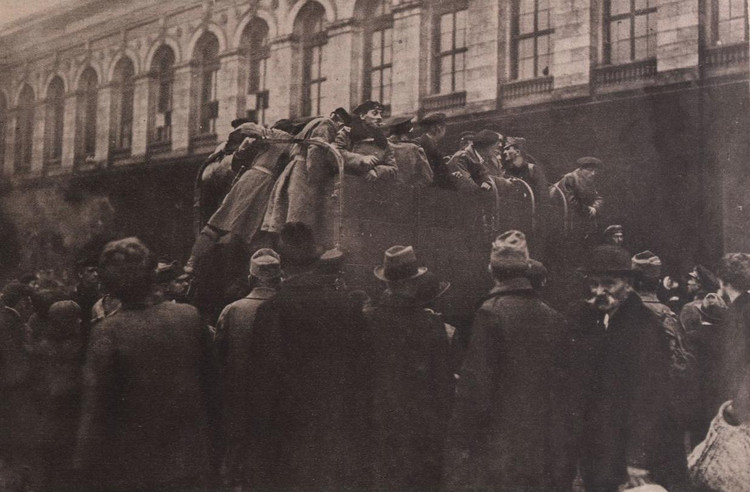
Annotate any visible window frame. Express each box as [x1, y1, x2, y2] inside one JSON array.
[[361, 1, 394, 112], [150, 47, 175, 146], [603, 0, 657, 65], [111, 58, 135, 154], [301, 26, 327, 117], [511, 0, 554, 80], [14, 85, 35, 173], [433, 7, 469, 94], [709, 0, 749, 46], [44, 77, 65, 165], [243, 19, 271, 124]]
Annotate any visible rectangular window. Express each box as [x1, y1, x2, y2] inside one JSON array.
[[712, 0, 748, 45], [605, 0, 657, 64], [435, 9, 467, 94], [369, 26, 393, 107], [199, 69, 218, 134], [512, 0, 553, 79], [118, 84, 134, 150], [303, 40, 326, 117]]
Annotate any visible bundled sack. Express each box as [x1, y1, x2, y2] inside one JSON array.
[[688, 401, 750, 491]]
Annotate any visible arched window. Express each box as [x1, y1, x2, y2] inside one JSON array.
[[44, 76, 65, 166], [77, 68, 98, 162], [193, 32, 220, 137], [241, 18, 270, 124], [0, 93, 6, 170], [150, 45, 175, 147], [294, 2, 327, 117], [111, 57, 135, 155], [357, 0, 393, 112], [14, 84, 35, 173]]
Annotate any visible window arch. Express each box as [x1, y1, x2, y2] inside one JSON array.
[[77, 68, 98, 162], [44, 76, 65, 166], [0, 93, 6, 170], [356, 0, 393, 112], [294, 2, 328, 117], [111, 57, 135, 155], [193, 32, 220, 137], [14, 84, 35, 173], [241, 18, 270, 124], [150, 45, 175, 147]]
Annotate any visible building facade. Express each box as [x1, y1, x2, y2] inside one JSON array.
[[0, 0, 748, 275]]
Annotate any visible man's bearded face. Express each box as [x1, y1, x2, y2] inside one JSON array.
[[587, 274, 631, 313]]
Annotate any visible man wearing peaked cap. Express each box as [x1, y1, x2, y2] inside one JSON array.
[[366, 244, 452, 488], [444, 129, 495, 192], [335, 100, 397, 183], [551, 156, 604, 223], [386, 116, 434, 187], [445, 229, 574, 490], [603, 224, 624, 246], [415, 112, 451, 188], [216, 247, 282, 478], [501, 135, 550, 213], [566, 244, 680, 490]]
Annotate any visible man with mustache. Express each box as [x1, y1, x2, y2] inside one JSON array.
[[568, 245, 677, 491]]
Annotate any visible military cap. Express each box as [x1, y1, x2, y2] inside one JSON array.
[[352, 100, 384, 116], [688, 265, 719, 292], [385, 115, 414, 135], [576, 156, 603, 169], [331, 107, 352, 125], [503, 136, 526, 150], [603, 224, 623, 237], [459, 131, 476, 140], [472, 129, 500, 147], [419, 112, 447, 128]]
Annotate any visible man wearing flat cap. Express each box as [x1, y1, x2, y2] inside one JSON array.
[[334, 100, 397, 182], [240, 223, 374, 488], [415, 112, 452, 188], [444, 129, 495, 192], [552, 156, 604, 221], [385, 115, 434, 187], [264, 107, 351, 238], [566, 245, 677, 491], [365, 245, 452, 488], [445, 230, 573, 490]]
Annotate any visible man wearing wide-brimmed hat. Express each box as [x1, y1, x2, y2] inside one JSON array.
[[383, 115, 433, 188], [365, 245, 451, 489], [567, 245, 676, 491], [334, 100, 397, 182], [445, 230, 573, 490], [240, 222, 373, 489]]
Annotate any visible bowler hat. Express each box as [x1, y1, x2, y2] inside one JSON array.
[[582, 245, 634, 276], [472, 129, 500, 147], [387, 270, 451, 306], [698, 293, 727, 322], [689, 265, 719, 292], [353, 100, 384, 116], [277, 222, 324, 266], [576, 156, 602, 169], [490, 230, 530, 272], [419, 112, 446, 128], [632, 250, 662, 280], [250, 248, 281, 280], [374, 245, 428, 282]]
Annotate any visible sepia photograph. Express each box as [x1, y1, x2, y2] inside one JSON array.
[[0, 0, 749, 490]]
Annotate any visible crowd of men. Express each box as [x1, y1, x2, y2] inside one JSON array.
[[1, 99, 749, 491]]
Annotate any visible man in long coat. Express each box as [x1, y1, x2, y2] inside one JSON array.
[[365, 245, 451, 488], [445, 129, 496, 192], [240, 223, 374, 489], [415, 112, 451, 188], [214, 248, 281, 485], [568, 245, 674, 491], [74, 238, 213, 490], [385, 115, 434, 187], [335, 100, 397, 182], [263, 108, 350, 238], [444, 230, 574, 490]]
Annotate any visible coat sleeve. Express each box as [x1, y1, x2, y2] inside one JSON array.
[[74, 324, 117, 473], [334, 127, 369, 174], [444, 306, 501, 488], [415, 146, 434, 187], [625, 315, 670, 469], [307, 121, 338, 176], [467, 157, 491, 188], [373, 143, 398, 180]]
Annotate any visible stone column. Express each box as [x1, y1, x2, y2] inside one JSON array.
[[130, 74, 151, 157], [552, 0, 592, 91], [391, 2, 422, 114], [266, 35, 295, 122], [657, 0, 700, 72], [215, 51, 243, 143], [321, 20, 354, 114], [2, 109, 16, 176], [30, 100, 46, 174], [170, 63, 192, 154], [61, 92, 77, 169], [94, 85, 112, 163]]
